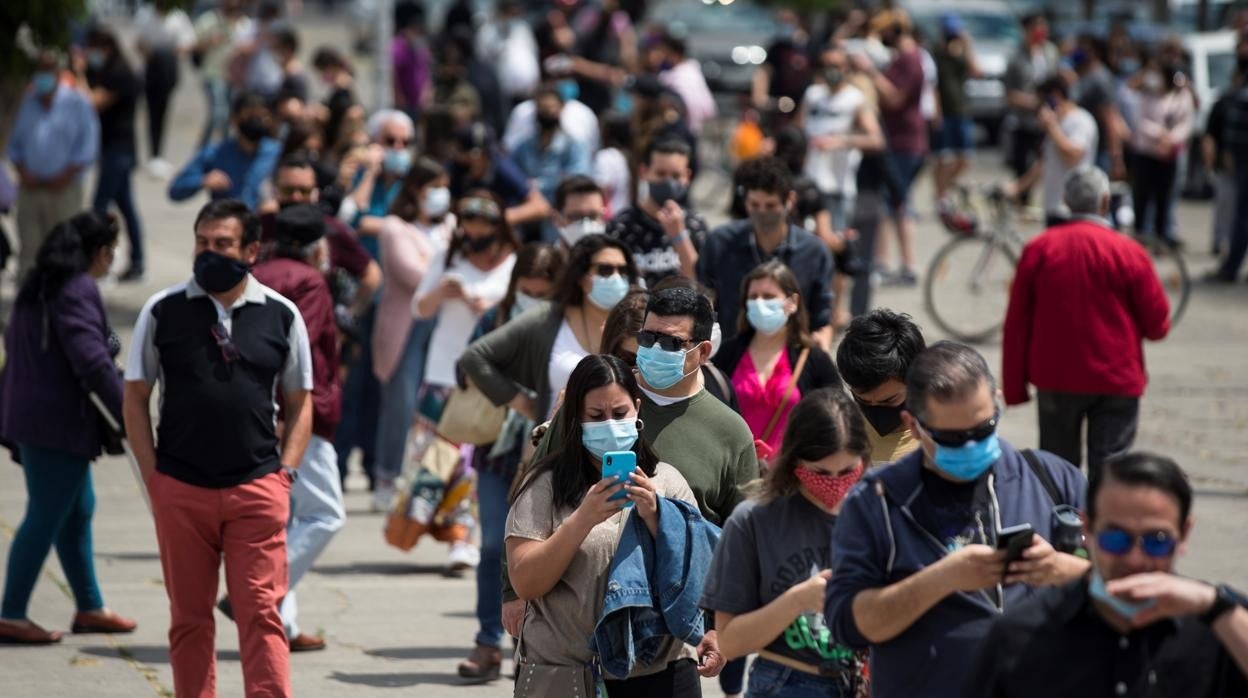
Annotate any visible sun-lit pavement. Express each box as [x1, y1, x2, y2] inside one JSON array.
[[1, 11, 1246, 697]]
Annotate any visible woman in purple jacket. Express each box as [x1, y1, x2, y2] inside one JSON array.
[[0, 212, 137, 644]]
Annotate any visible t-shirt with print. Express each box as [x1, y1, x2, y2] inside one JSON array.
[[607, 206, 709, 288], [916, 467, 1002, 607], [1041, 106, 1098, 216], [506, 462, 697, 676], [802, 82, 865, 196], [700, 492, 857, 671]]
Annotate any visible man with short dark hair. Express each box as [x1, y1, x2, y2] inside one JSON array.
[[1010, 76, 1098, 226], [826, 341, 1090, 698], [513, 85, 591, 219], [836, 308, 926, 465], [123, 199, 313, 697], [697, 156, 833, 347], [1003, 167, 1170, 477], [552, 174, 608, 248], [967, 452, 1248, 697], [169, 91, 282, 210], [449, 122, 551, 229], [607, 139, 707, 286]]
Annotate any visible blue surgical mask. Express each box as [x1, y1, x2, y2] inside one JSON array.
[[86, 49, 106, 70], [637, 343, 697, 390], [587, 273, 629, 310], [383, 148, 412, 175], [931, 431, 1002, 481], [1089, 569, 1156, 621], [32, 72, 57, 96], [513, 291, 539, 315], [746, 298, 789, 335], [581, 418, 639, 460]]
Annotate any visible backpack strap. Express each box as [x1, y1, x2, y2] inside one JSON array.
[[1021, 448, 1063, 507]]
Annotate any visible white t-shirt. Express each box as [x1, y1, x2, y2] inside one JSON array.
[[802, 83, 865, 197], [1042, 106, 1099, 215], [920, 48, 938, 121], [135, 4, 196, 51], [547, 319, 588, 416], [594, 147, 631, 215], [659, 59, 717, 134], [415, 251, 517, 387]]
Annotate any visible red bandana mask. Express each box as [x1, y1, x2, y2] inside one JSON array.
[[795, 463, 864, 510]]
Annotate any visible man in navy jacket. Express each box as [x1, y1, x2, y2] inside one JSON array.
[[825, 341, 1090, 698]]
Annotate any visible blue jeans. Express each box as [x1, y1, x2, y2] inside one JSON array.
[[199, 78, 231, 149], [335, 308, 380, 485], [746, 658, 850, 698], [720, 656, 747, 695], [474, 468, 511, 647], [2, 445, 105, 619], [93, 145, 144, 268], [822, 193, 856, 231], [884, 151, 925, 215], [280, 436, 345, 637], [373, 318, 435, 484]]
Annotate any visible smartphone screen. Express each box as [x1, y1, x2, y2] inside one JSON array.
[[997, 523, 1035, 565], [602, 451, 636, 508]]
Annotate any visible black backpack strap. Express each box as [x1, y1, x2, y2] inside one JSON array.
[[1021, 448, 1063, 506]]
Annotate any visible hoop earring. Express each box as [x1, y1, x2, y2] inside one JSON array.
[[635, 419, 645, 432]]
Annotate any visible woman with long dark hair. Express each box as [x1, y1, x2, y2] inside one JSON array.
[[507, 354, 702, 696], [0, 213, 137, 643], [701, 388, 871, 696]]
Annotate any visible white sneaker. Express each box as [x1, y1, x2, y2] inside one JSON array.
[[371, 481, 396, 513], [146, 158, 174, 180], [447, 542, 480, 573]]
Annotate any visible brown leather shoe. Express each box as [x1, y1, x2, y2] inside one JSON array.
[[0, 619, 63, 644], [289, 633, 327, 652], [71, 609, 137, 634], [457, 643, 502, 682]]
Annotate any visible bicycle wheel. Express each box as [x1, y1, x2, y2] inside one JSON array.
[[924, 235, 1019, 344], [1144, 242, 1191, 328]]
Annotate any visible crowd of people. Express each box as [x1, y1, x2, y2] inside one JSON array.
[[1, 1, 1248, 698]]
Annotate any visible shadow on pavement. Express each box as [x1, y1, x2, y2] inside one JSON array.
[[79, 645, 241, 663], [95, 551, 163, 562], [366, 646, 471, 660], [328, 671, 469, 687], [311, 562, 448, 576]]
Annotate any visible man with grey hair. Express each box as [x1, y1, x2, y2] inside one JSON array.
[[826, 340, 1090, 698], [338, 108, 417, 238], [1003, 167, 1171, 476]]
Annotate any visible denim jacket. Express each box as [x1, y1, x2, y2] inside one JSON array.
[[590, 496, 721, 679]]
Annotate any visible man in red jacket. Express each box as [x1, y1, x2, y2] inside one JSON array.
[[248, 203, 345, 651], [1003, 166, 1170, 477]]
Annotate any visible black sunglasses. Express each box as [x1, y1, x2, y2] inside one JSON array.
[[637, 329, 695, 353], [918, 411, 999, 448], [211, 322, 241, 363], [593, 263, 630, 278]]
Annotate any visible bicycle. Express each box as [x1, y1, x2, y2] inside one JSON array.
[[923, 185, 1190, 344]]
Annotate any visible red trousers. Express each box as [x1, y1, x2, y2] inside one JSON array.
[[148, 470, 292, 698]]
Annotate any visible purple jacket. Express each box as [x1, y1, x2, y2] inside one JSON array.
[[0, 273, 123, 460]]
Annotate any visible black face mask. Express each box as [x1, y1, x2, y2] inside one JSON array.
[[238, 116, 270, 142], [464, 234, 498, 254], [537, 113, 560, 131], [857, 400, 905, 437], [648, 178, 688, 206], [194, 250, 251, 293], [823, 67, 845, 86]]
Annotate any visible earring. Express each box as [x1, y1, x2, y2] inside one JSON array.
[[635, 419, 645, 432]]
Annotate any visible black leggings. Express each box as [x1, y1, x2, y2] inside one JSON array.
[[605, 659, 701, 698], [144, 48, 179, 159], [1131, 153, 1178, 242]]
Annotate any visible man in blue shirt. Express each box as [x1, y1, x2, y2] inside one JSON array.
[[512, 85, 591, 241], [169, 91, 281, 210], [448, 123, 550, 236], [8, 51, 100, 279], [696, 156, 834, 348]]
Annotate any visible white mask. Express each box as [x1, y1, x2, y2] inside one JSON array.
[[559, 217, 607, 247], [708, 321, 723, 359]]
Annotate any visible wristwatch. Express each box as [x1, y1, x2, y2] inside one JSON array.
[[281, 465, 299, 483], [1199, 584, 1240, 626], [671, 229, 690, 245]]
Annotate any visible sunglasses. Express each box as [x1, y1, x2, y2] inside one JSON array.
[[278, 185, 316, 197], [458, 197, 502, 223], [1095, 528, 1178, 558], [381, 136, 410, 147], [592, 263, 630, 278], [918, 411, 999, 448], [636, 329, 695, 353], [211, 322, 241, 363]]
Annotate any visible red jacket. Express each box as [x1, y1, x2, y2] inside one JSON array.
[[253, 257, 342, 439], [1003, 218, 1170, 404]]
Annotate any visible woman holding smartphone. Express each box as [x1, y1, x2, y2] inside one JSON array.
[[507, 354, 702, 696], [700, 388, 870, 697]]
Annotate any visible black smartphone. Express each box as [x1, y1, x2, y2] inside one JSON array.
[[997, 523, 1035, 565]]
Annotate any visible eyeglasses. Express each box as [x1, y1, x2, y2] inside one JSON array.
[[1095, 528, 1178, 558], [458, 197, 502, 223], [381, 136, 410, 147], [592, 263, 630, 278], [211, 322, 241, 363], [918, 411, 999, 447], [636, 329, 695, 353]]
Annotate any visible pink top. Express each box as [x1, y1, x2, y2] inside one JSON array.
[[371, 214, 453, 383], [732, 349, 802, 455]]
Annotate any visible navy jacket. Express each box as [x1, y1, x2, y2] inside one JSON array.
[[0, 274, 122, 460], [590, 496, 721, 679], [824, 440, 1086, 698]]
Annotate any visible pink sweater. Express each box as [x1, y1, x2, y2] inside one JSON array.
[[371, 215, 453, 383]]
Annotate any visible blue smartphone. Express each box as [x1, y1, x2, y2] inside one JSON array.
[[602, 451, 636, 508]]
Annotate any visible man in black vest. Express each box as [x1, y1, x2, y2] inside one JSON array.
[[123, 199, 313, 698]]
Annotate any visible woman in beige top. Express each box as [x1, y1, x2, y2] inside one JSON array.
[[506, 354, 702, 695]]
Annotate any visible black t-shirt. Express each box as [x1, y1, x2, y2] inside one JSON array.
[[765, 38, 814, 103], [88, 59, 140, 151], [606, 205, 709, 289], [918, 467, 1002, 607], [1075, 65, 1116, 157], [1208, 92, 1234, 172]]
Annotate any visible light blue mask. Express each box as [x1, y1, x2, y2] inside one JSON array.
[[32, 72, 57, 96], [588, 273, 629, 310], [582, 418, 639, 460], [637, 343, 696, 390], [746, 298, 789, 335], [932, 431, 1002, 481], [513, 291, 539, 315], [1089, 569, 1156, 621], [383, 148, 412, 175]]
